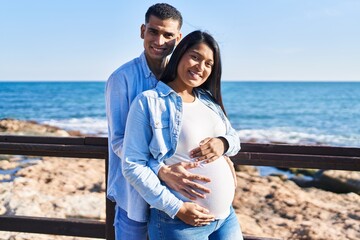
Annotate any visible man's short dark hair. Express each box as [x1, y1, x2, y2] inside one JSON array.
[[145, 3, 183, 29]]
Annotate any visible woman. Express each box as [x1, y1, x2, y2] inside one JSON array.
[[122, 30, 243, 239]]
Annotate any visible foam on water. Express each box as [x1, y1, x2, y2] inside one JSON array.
[[42, 117, 108, 136], [239, 127, 359, 147], [42, 117, 360, 147]]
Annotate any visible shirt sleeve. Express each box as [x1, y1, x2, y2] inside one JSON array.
[[105, 72, 129, 158], [148, 159, 165, 175], [220, 115, 241, 156], [121, 95, 183, 219], [211, 101, 240, 156], [199, 89, 241, 156]]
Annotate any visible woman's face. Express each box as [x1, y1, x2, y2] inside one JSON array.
[[175, 42, 214, 90]]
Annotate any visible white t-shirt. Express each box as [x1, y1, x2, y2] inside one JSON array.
[[165, 97, 235, 219]]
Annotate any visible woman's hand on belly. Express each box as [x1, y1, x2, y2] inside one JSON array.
[[190, 137, 229, 163], [176, 202, 215, 226]]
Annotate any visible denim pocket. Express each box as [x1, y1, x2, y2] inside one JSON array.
[[149, 118, 171, 159]]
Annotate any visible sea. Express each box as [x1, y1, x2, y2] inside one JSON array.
[[1, 81, 360, 148]]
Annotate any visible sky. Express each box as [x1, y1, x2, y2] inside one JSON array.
[[0, 0, 359, 81]]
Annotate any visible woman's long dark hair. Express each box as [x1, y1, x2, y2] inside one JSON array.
[[160, 30, 226, 115]]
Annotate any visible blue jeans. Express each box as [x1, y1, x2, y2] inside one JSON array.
[[148, 206, 243, 240], [114, 205, 147, 240]]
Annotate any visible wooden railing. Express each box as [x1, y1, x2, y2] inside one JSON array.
[[0, 135, 359, 240]]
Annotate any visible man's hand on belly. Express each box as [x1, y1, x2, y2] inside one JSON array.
[[158, 162, 211, 200]]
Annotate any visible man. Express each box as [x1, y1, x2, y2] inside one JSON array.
[[106, 3, 217, 239]]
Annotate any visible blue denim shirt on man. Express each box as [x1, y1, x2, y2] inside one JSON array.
[[105, 52, 158, 222], [122, 81, 241, 220]]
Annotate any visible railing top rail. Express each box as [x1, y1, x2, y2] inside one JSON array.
[[0, 135, 359, 169], [241, 142, 360, 157], [1, 135, 359, 156]]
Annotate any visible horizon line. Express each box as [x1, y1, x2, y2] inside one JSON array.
[[1, 79, 360, 82]]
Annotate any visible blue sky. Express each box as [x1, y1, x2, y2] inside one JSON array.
[[0, 0, 359, 81]]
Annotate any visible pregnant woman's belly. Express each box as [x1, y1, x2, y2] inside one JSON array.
[[171, 156, 235, 219]]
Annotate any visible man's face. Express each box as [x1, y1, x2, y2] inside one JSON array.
[[141, 15, 182, 62]]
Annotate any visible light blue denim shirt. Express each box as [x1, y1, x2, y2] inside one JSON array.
[[105, 52, 158, 222], [122, 81, 241, 220]]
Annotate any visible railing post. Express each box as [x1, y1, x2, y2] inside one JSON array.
[[105, 153, 115, 240]]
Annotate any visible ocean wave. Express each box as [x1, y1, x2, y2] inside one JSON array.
[[41, 118, 108, 136], [239, 128, 360, 147], [41, 118, 359, 147]]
